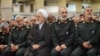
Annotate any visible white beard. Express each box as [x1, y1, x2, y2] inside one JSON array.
[[36, 21, 41, 24]]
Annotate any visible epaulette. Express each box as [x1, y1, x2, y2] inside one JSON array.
[[80, 20, 94, 24], [78, 20, 85, 24], [0, 28, 2, 32], [26, 26, 30, 29], [12, 26, 16, 30]]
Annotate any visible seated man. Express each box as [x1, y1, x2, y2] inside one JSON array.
[[51, 7, 75, 56], [0, 22, 10, 56], [71, 6, 99, 56], [25, 9, 52, 56], [3, 15, 29, 56]]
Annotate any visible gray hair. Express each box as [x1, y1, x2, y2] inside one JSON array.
[[15, 15, 23, 20]]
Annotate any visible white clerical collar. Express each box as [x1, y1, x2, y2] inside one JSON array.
[[39, 22, 44, 30]]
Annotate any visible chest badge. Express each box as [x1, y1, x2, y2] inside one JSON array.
[[91, 30, 95, 34], [66, 31, 69, 35]]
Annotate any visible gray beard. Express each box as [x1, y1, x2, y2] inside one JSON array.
[[59, 16, 67, 21], [17, 24, 23, 27]]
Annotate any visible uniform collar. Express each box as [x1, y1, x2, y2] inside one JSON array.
[[58, 19, 68, 24], [17, 25, 24, 31], [82, 20, 94, 23]]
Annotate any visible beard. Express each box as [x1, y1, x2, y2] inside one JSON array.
[[87, 15, 92, 18], [17, 24, 23, 27], [35, 21, 41, 24], [87, 15, 93, 20], [84, 15, 93, 22], [59, 16, 67, 21]]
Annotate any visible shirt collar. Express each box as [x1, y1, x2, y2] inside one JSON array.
[[39, 22, 44, 30]]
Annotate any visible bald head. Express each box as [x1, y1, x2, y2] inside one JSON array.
[[30, 16, 36, 25], [47, 13, 55, 23], [59, 7, 68, 19], [59, 7, 67, 12]]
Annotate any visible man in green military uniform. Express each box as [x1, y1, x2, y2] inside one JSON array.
[[51, 7, 75, 56], [71, 6, 99, 56], [0, 22, 10, 56], [23, 18, 31, 29], [9, 19, 17, 32], [3, 15, 29, 56]]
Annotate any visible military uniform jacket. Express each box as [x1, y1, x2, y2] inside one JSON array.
[[76, 20, 100, 46], [9, 25, 29, 48], [0, 32, 10, 45], [52, 20, 75, 47]]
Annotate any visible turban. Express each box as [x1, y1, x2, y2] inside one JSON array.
[[37, 9, 48, 19]]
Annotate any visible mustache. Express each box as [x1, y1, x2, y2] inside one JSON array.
[[87, 15, 92, 18], [17, 24, 23, 26], [59, 16, 67, 19]]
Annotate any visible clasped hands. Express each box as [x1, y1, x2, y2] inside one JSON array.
[[82, 41, 92, 49], [55, 44, 67, 52]]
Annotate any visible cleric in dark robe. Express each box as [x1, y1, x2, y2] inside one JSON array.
[[25, 9, 52, 56]]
